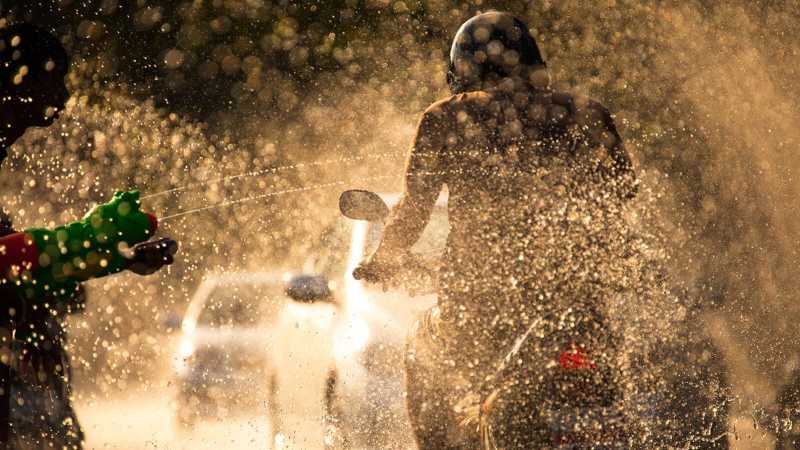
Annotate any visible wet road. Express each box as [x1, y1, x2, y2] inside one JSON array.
[[74, 385, 772, 450], [73, 382, 778, 450], [69, 314, 778, 449], [76, 385, 274, 449], [75, 384, 325, 449]]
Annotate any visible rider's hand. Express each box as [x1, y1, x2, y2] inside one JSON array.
[[353, 254, 400, 286], [127, 237, 178, 275]]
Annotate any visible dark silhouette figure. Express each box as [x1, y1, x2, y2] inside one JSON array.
[[0, 23, 177, 448], [0, 24, 69, 158], [0, 211, 83, 448]]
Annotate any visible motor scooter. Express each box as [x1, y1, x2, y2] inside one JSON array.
[[339, 189, 629, 449]]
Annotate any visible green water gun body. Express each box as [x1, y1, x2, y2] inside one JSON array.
[[0, 191, 159, 300]]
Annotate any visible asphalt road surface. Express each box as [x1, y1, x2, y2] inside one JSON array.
[[70, 315, 778, 450], [76, 385, 276, 450], [73, 384, 773, 450]]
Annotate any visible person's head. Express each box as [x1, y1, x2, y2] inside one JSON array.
[[448, 12, 548, 94], [0, 23, 70, 153]]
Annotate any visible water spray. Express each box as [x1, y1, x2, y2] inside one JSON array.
[[141, 150, 406, 200], [153, 169, 456, 223], [0, 166, 409, 302], [158, 180, 348, 222], [0, 166, 450, 301]]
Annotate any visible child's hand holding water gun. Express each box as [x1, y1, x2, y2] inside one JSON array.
[[0, 190, 178, 302]]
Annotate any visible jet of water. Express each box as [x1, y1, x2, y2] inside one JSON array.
[[156, 169, 455, 223], [158, 180, 349, 222], [141, 151, 406, 200]]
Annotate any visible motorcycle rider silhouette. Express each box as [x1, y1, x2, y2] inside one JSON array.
[[355, 11, 639, 449]]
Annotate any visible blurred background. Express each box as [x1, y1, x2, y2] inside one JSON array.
[[3, 0, 800, 448]]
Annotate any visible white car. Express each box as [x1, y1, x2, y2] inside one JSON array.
[[173, 192, 448, 449], [173, 272, 290, 429], [305, 192, 449, 449], [174, 271, 339, 449]]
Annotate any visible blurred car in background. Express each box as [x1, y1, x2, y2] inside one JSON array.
[[173, 272, 289, 430], [174, 271, 339, 449], [172, 192, 448, 449]]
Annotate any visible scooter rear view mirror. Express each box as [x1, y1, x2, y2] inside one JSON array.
[[339, 190, 390, 222]]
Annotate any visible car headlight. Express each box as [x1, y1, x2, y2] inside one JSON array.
[[334, 316, 370, 360], [174, 338, 195, 374], [179, 339, 195, 358], [274, 432, 287, 450]]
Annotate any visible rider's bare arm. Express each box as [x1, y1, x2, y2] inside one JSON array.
[[371, 102, 447, 263]]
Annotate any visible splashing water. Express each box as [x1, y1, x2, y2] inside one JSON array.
[[158, 180, 350, 222], [5, 1, 800, 448], [156, 169, 462, 222]]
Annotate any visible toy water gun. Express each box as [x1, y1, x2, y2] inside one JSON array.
[[0, 190, 158, 301]]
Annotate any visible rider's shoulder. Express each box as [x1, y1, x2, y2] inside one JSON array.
[[548, 90, 610, 114], [547, 90, 616, 129]]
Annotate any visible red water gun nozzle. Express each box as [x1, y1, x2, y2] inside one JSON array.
[[145, 213, 158, 234]]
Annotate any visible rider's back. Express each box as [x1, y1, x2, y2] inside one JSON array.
[[416, 85, 636, 331]]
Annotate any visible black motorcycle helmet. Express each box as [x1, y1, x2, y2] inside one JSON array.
[[447, 12, 547, 94]]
